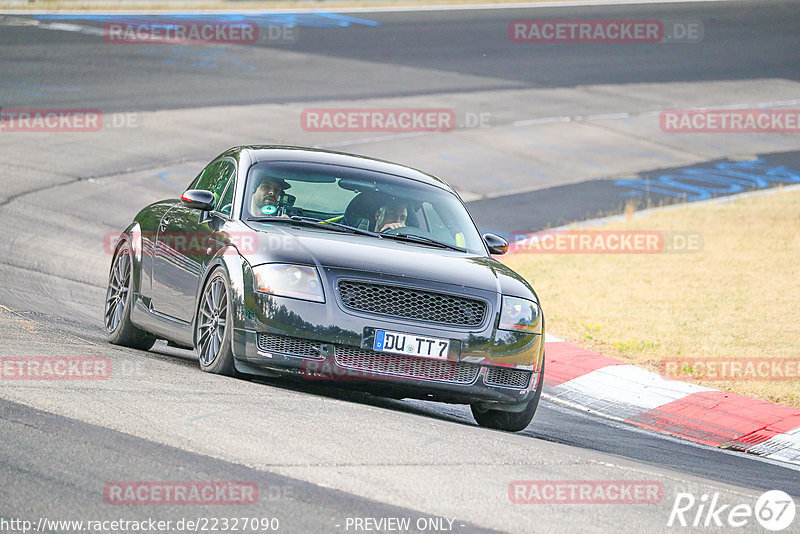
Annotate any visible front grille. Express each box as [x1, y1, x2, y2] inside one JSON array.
[[484, 367, 532, 389], [334, 345, 479, 384], [337, 280, 486, 326], [257, 333, 324, 360]]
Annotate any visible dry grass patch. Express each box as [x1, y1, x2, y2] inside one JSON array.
[[504, 186, 800, 408]]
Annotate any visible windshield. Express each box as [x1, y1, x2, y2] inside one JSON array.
[[244, 161, 486, 254]]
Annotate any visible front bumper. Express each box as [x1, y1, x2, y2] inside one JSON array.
[[232, 328, 543, 407], [230, 266, 544, 407]]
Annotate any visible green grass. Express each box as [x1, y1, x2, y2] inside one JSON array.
[[504, 186, 800, 409]]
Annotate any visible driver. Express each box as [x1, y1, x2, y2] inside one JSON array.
[[374, 199, 407, 233], [251, 176, 290, 216]]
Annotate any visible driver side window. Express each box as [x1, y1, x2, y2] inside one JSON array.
[[217, 174, 235, 216], [190, 159, 236, 216]]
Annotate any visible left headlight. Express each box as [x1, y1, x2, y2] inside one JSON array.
[[499, 296, 541, 333], [252, 264, 325, 303]]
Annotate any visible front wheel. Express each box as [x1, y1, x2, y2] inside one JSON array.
[[104, 241, 157, 350], [471, 359, 545, 432], [196, 267, 238, 376]]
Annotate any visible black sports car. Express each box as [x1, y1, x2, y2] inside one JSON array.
[[104, 146, 545, 431]]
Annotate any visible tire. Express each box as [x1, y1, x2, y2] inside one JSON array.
[[104, 240, 157, 350], [196, 267, 238, 376], [471, 357, 545, 432]]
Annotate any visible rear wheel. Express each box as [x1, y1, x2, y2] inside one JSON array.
[[105, 241, 157, 350], [196, 268, 237, 376], [471, 358, 545, 432]]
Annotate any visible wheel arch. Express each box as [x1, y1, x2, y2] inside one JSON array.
[[110, 222, 144, 298], [191, 246, 251, 349]]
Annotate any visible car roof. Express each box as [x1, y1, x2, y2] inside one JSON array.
[[226, 145, 454, 193]]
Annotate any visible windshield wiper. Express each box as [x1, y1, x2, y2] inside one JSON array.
[[248, 216, 380, 238], [248, 217, 462, 250], [290, 216, 382, 237], [382, 232, 465, 252]]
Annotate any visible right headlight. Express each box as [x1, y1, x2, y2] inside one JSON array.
[[498, 296, 541, 333], [252, 263, 325, 303]]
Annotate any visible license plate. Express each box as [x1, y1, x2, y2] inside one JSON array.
[[373, 329, 450, 360]]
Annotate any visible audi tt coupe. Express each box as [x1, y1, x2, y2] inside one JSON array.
[[104, 146, 545, 431]]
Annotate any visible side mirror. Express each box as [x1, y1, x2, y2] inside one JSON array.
[[181, 189, 216, 211], [483, 233, 509, 255]]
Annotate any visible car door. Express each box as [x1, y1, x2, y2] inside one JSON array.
[[151, 159, 236, 322]]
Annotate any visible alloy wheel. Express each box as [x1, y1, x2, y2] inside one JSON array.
[[104, 247, 130, 332], [197, 276, 228, 366]]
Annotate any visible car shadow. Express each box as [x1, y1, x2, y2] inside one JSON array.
[[145, 341, 543, 435]]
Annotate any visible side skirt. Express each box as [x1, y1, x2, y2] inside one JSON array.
[[130, 297, 194, 348]]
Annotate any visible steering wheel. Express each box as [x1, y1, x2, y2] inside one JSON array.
[[382, 225, 429, 237]]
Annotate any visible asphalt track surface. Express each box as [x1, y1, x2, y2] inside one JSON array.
[[1, 2, 800, 533], [1, 2, 799, 111]]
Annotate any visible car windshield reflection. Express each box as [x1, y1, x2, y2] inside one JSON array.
[[243, 161, 483, 254]]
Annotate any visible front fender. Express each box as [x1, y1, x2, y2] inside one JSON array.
[[190, 245, 251, 348]]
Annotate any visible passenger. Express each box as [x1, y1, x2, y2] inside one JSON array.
[[374, 199, 408, 233]]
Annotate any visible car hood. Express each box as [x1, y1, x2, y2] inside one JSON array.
[[240, 222, 536, 300]]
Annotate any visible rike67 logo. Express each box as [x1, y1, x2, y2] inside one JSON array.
[[668, 490, 796, 531]]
